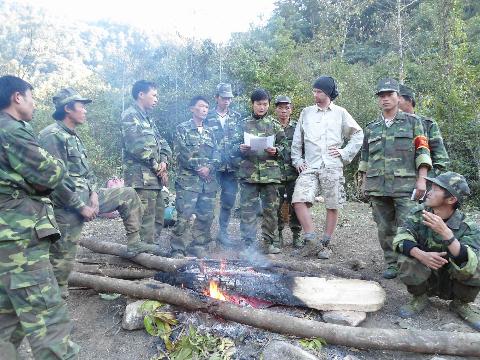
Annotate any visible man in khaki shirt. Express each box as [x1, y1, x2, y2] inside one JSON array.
[[292, 76, 363, 259]]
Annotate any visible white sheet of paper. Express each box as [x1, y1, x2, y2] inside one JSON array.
[[243, 132, 275, 152]]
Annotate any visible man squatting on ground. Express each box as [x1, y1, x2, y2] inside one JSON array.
[[233, 88, 288, 255], [291, 76, 363, 259], [204, 83, 241, 247], [358, 78, 432, 279], [38, 88, 143, 297], [120, 80, 172, 256], [393, 172, 480, 331], [0, 75, 79, 359], [169, 96, 221, 258]]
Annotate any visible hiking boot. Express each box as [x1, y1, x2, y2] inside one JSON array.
[[317, 245, 332, 259], [59, 286, 69, 300], [267, 244, 282, 254], [399, 294, 429, 318], [170, 250, 185, 259], [216, 230, 234, 247], [449, 300, 480, 331], [382, 265, 398, 279]]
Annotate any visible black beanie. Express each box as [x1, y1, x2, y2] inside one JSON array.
[[313, 76, 338, 100]]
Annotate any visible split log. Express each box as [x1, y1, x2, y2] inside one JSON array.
[[78, 238, 364, 279], [155, 271, 385, 312], [69, 272, 480, 357]]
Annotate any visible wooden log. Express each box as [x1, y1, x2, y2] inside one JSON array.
[[74, 263, 156, 279], [69, 272, 480, 357], [155, 271, 385, 312], [77, 238, 364, 279]]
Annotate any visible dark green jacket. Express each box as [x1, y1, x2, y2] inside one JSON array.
[[173, 119, 221, 193], [233, 114, 287, 184], [358, 111, 432, 197], [205, 108, 242, 172], [279, 119, 299, 182], [120, 104, 172, 190]]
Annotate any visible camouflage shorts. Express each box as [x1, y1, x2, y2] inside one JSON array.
[[292, 167, 346, 209]]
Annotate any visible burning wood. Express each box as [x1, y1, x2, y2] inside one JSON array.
[[155, 261, 385, 312]]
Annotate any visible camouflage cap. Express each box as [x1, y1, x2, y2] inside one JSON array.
[[216, 83, 234, 98], [375, 78, 399, 95], [274, 95, 291, 105], [399, 84, 416, 101], [425, 171, 471, 204], [52, 88, 92, 109]]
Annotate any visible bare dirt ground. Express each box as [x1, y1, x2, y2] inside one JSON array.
[[19, 201, 480, 360]]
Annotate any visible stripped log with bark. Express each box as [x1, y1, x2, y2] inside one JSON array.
[[69, 272, 480, 357], [77, 238, 364, 279]]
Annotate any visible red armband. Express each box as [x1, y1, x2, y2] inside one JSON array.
[[414, 135, 430, 150]]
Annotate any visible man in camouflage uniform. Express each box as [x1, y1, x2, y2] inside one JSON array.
[[39, 88, 144, 297], [274, 96, 302, 248], [120, 80, 172, 254], [233, 88, 287, 255], [398, 84, 449, 176], [170, 96, 221, 258], [0, 76, 79, 359], [358, 78, 432, 279], [393, 172, 480, 330], [205, 83, 241, 247], [292, 76, 363, 259]]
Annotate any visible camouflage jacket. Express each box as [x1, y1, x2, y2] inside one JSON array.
[[39, 121, 96, 211], [0, 111, 65, 246], [393, 204, 480, 284], [205, 108, 242, 172], [279, 119, 299, 182], [173, 119, 221, 193], [417, 114, 449, 175], [232, 114, 287, 184], [358, 111, 432, 197], [121, 104, 172, 190]]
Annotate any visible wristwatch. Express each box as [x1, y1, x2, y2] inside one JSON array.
[[443, 236, 456, 246]]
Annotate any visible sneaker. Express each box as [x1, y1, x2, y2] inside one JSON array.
[[382, 265, 398, 279], [317, 245, 332, 259], [267, 244, 282, 254], [449, 300, 480, 331], [398, 294, 429, 318]]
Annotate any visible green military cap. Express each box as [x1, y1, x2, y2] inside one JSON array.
[[399, 84, 415, 100], [274, 95, 292, 105], [216, 83, 234, 98], [52, 88, 92, 120], [425, 171, 471, 205], [375, 78, 399, 95], [52, 88, 92, 109]]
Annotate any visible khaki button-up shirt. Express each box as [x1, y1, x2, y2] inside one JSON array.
[[291, 103, 363, 170]]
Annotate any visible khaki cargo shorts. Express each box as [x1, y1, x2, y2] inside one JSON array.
[[292, 167, 346, 209]]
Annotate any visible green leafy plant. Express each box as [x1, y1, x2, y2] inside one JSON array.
[[299, 337, 327, 352], [141, 300, 178, 351]]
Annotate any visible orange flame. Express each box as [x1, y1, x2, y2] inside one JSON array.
[[204, 280, 227, 301]]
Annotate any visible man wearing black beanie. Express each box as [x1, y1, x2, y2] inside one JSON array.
[[291, 76, 363, 259]]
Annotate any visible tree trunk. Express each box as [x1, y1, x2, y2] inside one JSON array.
[[69, 272, 480, 357]]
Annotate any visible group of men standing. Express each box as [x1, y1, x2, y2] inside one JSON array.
[[1, 72, 479, 359]]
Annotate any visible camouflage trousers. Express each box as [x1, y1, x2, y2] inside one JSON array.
[[135, 189, 165, 244], [398, 254, 480, 302], [52, 187, 142, 290], [370, 196, 415, 267], [278, 179, 301, 244], [217, 170, 238, 233], [240, 182, 280, 247], [0, 240, 79, 359], [170, 184, 216, 253]]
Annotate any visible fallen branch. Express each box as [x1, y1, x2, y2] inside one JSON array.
[[69, 272, 480, 357], [78, 238, 364, 279], [74, 263, 156, 279]]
